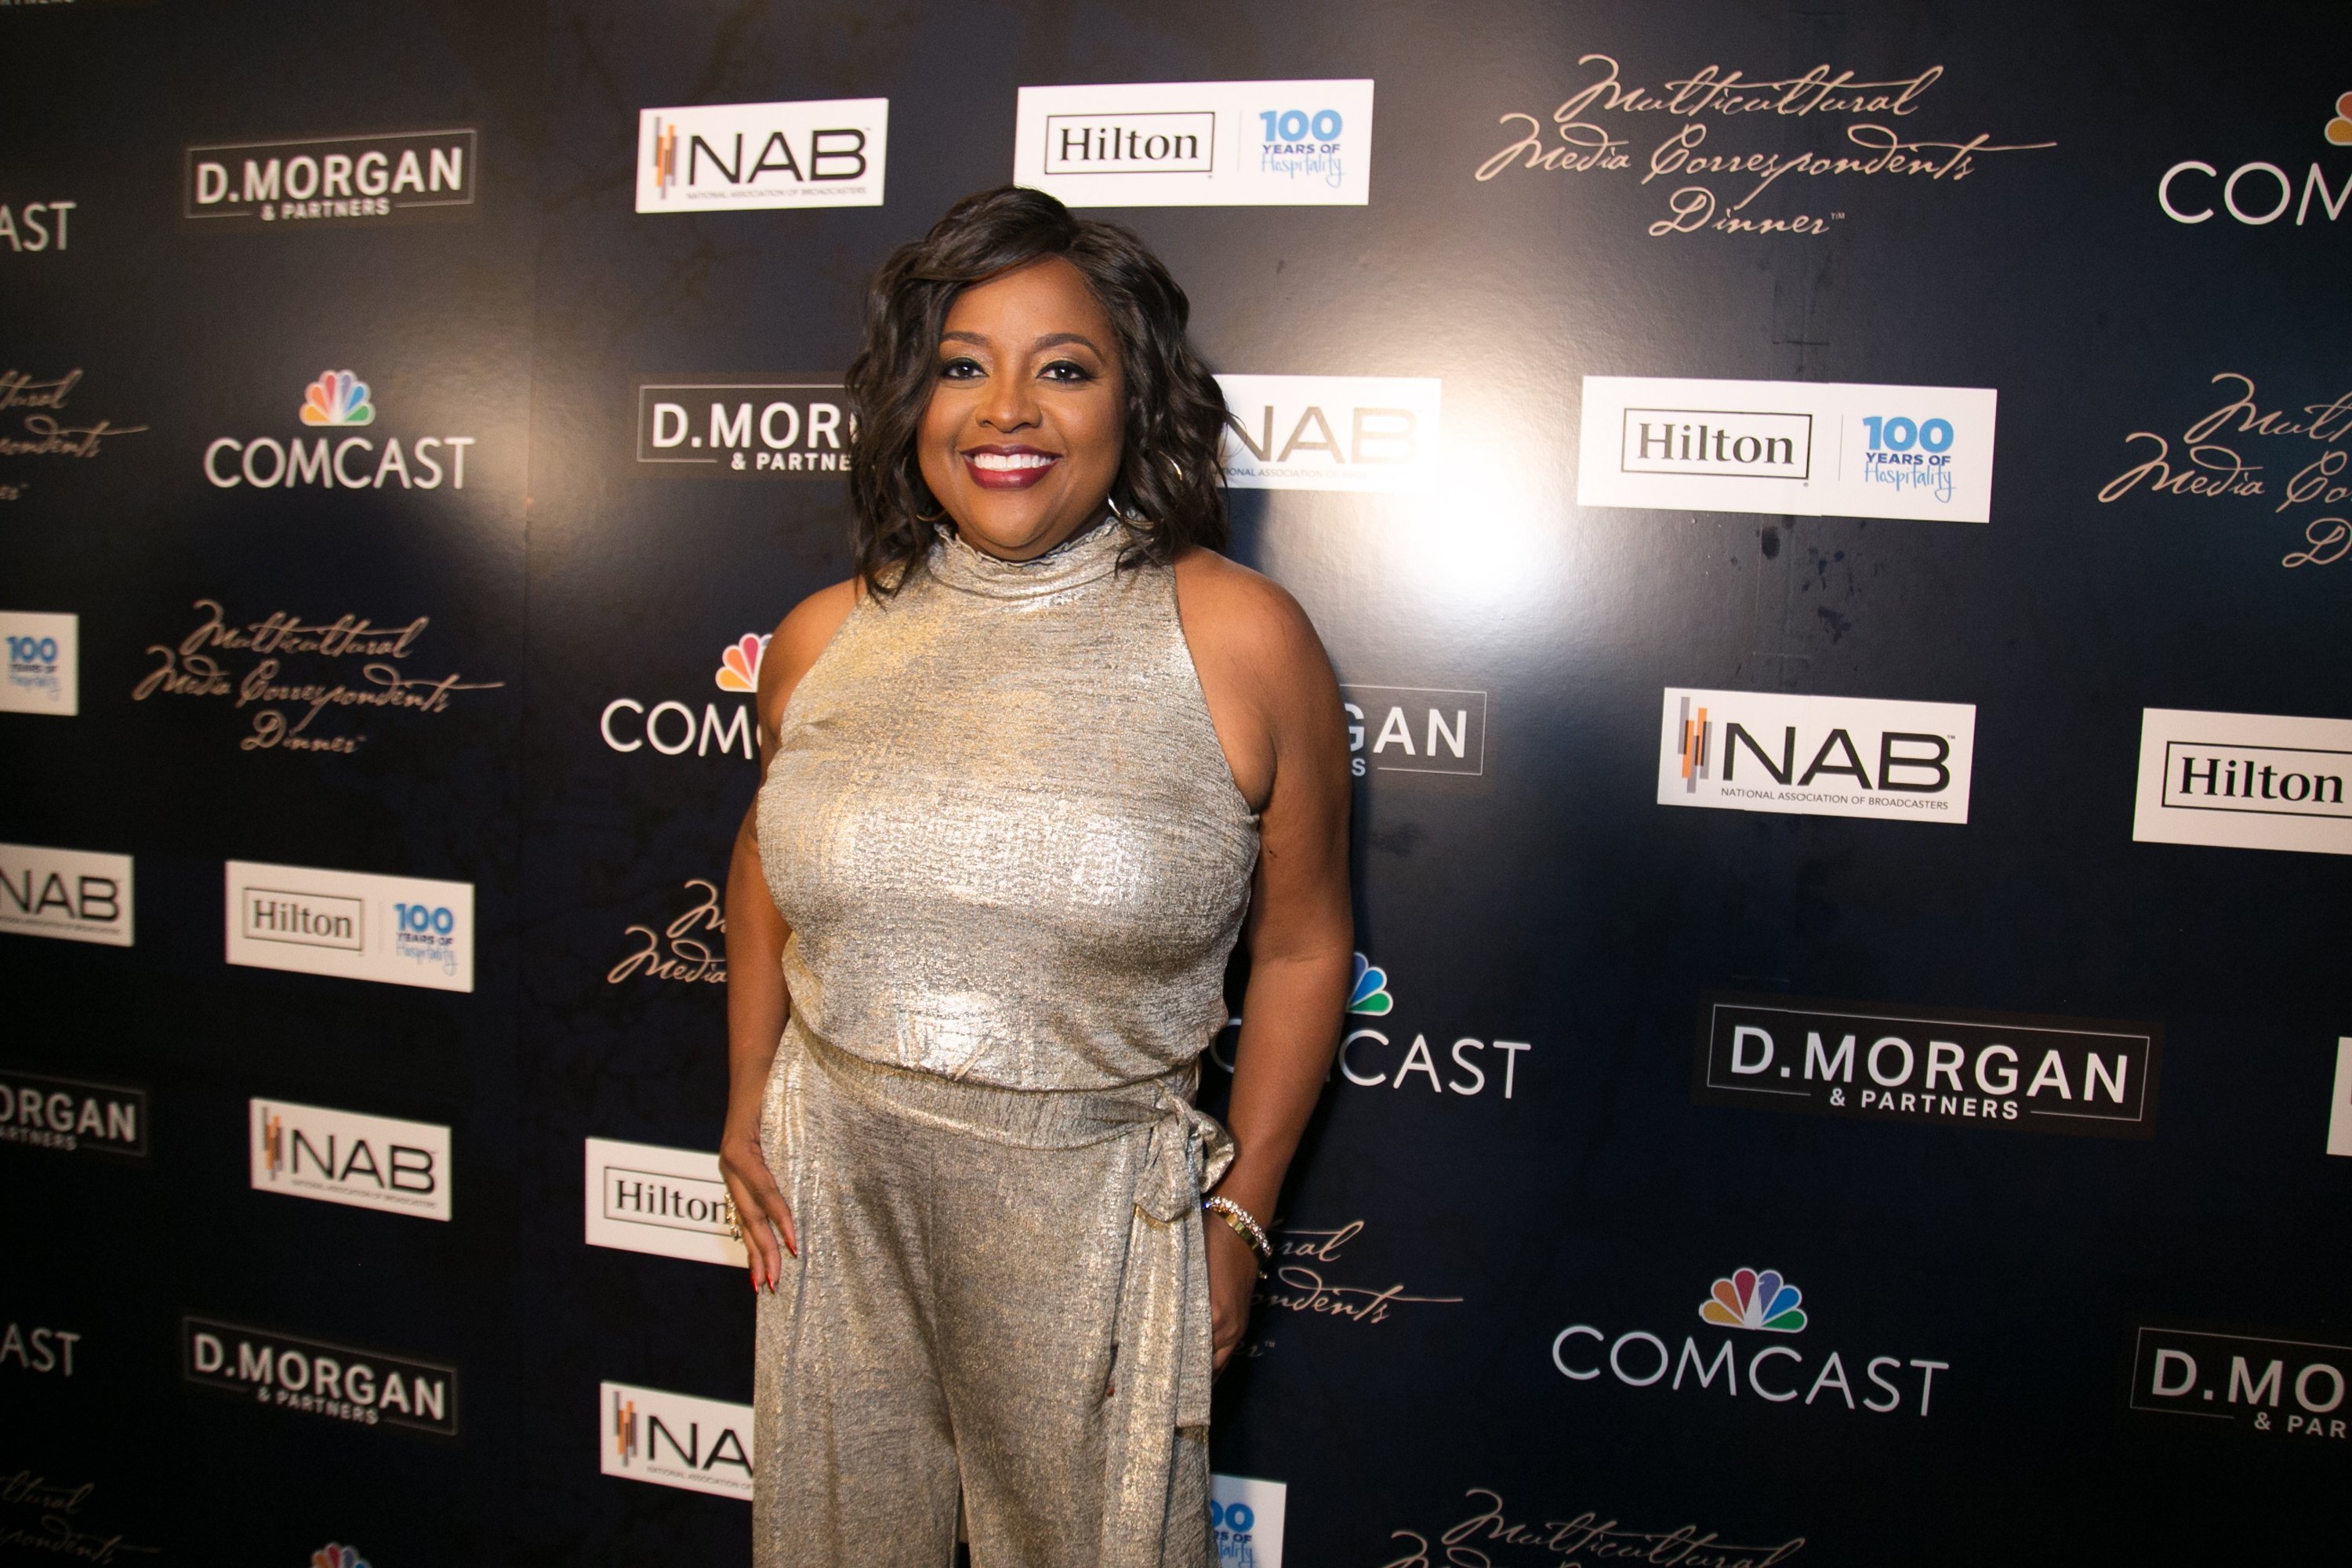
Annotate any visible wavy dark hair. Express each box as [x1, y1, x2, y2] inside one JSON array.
[[845, 186, 1229, 592]]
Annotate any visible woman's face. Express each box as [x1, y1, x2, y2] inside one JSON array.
[[918, 256, 1126, 561]]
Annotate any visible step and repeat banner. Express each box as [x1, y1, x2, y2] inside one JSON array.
[[4, 2, 2347, 1564]]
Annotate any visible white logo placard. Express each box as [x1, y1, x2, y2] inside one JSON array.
[[223, 861, 474, 991], [636, 99, 887, 212], [2132, 709, 2352, 857], [1210, 1474, 1287, 1568], [1015, 80, 1374, 207], [2330, 1040, 2352, 1160], [583, 1136, 746, 1268], [1, 612, 77, 716], [1660, 688, 1976, 825], [601, 1381, 755, 1500], [1217, 376, 1439, 492], [1580, 376, 1999, 524], [0, 843, 132, 946], [252, 1098, 452, 1221]]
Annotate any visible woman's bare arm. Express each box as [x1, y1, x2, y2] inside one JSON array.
[[1175, 551, 1354, 1368], [719, 579, 857, 1292]]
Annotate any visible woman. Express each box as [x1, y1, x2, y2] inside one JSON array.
[[717, 185, 1352, 1568]]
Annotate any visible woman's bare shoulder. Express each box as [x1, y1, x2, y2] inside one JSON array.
[[759, 578, 861, 720], [1171, 547, 1328, 682]]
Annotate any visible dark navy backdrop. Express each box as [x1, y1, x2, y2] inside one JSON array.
[[4, 2, 2346, 1563]]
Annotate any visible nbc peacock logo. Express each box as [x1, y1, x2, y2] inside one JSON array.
[[714, 633, 770, 693], [2328, 93, 2352, 147], [1699, 1268, 1807, 1334], [1347, 952, 1392, 1015], [309, 1544, 370, 1568], [299, 370, 375, 426]]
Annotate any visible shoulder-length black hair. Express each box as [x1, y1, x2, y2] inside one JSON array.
[[845, 185, 1229, 592]]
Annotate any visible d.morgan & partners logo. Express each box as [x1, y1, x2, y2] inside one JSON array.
[[633, 376, 852, 477], [2131, 1326, 2350, 1445], [2, 1067, 146, 1157], [184, 1316, 458, 1436], [1693, 995, 2160, 1138], [1552, 1265, 1951, 1417], [184, 127, 477, 228], [1342, 684, 1487, 779]]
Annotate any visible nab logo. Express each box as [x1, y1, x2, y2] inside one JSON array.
[[602, 1381, 756, 1499], [252, 1098, 452, 1221], [1661, 688, 1977, 826], [636, 100, 887, 212], [0, 843, 132, 946], [1217, 376, 1440, 492]]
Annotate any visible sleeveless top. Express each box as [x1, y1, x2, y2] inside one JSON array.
[[755, 519, 1262, 1092]]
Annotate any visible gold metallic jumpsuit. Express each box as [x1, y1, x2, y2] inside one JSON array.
[[751, 519, 1261, 1567]]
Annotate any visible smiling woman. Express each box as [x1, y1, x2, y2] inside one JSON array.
[[716, 187, 1354, 1568]]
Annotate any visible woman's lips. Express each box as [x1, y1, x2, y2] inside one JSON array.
[[962, 447, 1061, 491]]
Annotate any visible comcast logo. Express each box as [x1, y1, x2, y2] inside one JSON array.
[[1347, 952, 1392, 1015], [299, 370, 375, 426], [1698, 1267, 1807, 1334], [714, 633, 769, 693]]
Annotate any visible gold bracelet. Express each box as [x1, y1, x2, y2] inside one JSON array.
[[1203, 1195, 1272, 1270]]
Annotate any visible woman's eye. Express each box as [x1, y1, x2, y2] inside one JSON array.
[[1041, 360, 1094, 383], [938, 358, 984, 380]]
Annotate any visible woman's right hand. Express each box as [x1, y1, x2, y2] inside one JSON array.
[[720, 1129, 798, 1292]]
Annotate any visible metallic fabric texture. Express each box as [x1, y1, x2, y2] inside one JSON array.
[[751, 521, 1261, 1567]]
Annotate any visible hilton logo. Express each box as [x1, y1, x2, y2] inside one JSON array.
[[1044, 113, 1215, 174], [2134, 709, 2352, 857], [243, 889, 363, 949], [1622, 409, 1812, 480], [583, 1136, 747, 1267]]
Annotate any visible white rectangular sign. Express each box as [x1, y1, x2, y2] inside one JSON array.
[[223, 860, 474, 991], [1580, 376, 1998, 524], [601, 1381, 755, 1501], [2132, 709, 2352, 857], [584, 1136, 746, 1268], [1217, 375, 1439, 492], [0, 843, 132, 946], [1660, 688, 1976, 825], [636, 98, 887, 212], [251, 1097, 452, 1221], [1211, 1474, 1286, 1568], [1015, 80, 1374, 206], [1, 612, 78, 716], [2331, 1040, 2352, 1159]]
